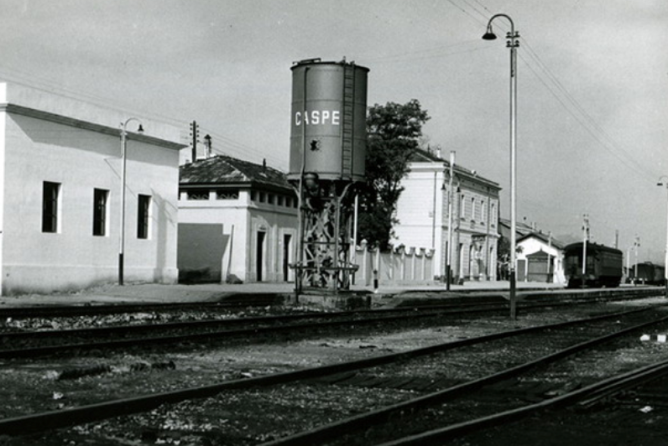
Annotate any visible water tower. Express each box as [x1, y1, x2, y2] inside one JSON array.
[[289, 58, 369, 293]]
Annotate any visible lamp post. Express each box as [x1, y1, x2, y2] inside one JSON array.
[[446, 151, 455, 291], [582, 214, 589, 288], [482, 14, 519, 319], [658, 176, 668, 297], [119, 118, 144, 286], [633, 235, 640, 286]]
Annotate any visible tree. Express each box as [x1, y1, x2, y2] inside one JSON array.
[[358, 99, 430, 251]]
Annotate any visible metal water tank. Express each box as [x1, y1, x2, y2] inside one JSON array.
[[288, 59, 369, 182]]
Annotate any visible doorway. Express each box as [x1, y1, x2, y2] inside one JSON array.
[[283, 234, 292, 282], [256, 231, 266, 281]]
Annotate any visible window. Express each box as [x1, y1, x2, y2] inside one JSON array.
[[471, 197, 475, 220], [481, 200, 486, 222], [251, 190, 258, 201], [42, 181, 60, 233], [277, 196, 284, 206], [93, 188, 109, 236], [267, 194, 274, 205], [187, 190, 209, 200], [216, 189, 239, 200], [259, 192, 266, 203], [137, 195, 151, 239]]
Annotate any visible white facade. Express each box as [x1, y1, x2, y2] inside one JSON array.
[[177, 155, 298, 284], [178, 188, 298, 283], [394, 151, 500, 282], [0, 83, 184, 295], [517, 234, 566, 285]]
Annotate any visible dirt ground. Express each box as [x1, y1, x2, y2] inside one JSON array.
[[2, 298, 668, 445]]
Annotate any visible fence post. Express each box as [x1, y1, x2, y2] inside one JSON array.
[[420, 248, 426, 281], [374, 246, 381, 292], [361, 240, 368, 286]]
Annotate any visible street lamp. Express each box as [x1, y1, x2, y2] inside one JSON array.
[[482, 13, 519, 319], [658, 176, 668, 297], [119, 118, 144, 286]]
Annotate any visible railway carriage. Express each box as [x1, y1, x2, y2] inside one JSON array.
[[628, 262, 666, 285], [563, 242, 623, 288]]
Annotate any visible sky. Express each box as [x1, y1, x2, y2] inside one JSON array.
[[0, 0, 666, 262]]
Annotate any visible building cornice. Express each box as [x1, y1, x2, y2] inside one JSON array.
[[179, 181, 294, 195], [0, 103, 186, 151], [408, 160, 500, 190]]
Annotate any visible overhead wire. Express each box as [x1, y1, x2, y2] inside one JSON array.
[[361, 39, 491, 64], [447, 0, 659, 183], [0, 65, 287, 167], [518, 39, 658, 180]]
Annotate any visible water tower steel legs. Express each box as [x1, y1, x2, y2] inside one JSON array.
[[294, 180, 357, 293]]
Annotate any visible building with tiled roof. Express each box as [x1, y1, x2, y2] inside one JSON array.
[[178, 155, 297, 283], [394, 148, 501, 283]]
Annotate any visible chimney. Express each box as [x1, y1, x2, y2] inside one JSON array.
[[437, 147, 442, 159]]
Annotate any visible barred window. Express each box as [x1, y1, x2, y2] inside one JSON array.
[[187, 190, 210, 200], [216, 190, 239, 200], [137, 195, 151, 239], [42, 181, 60, 233], [93, 188, 109, 236]]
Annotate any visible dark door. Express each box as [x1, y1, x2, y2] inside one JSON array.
[[256, 231, 266, 282], [283, 234, 292, 282]]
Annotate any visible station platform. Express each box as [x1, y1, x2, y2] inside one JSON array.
[[0, 281, 569, 308]]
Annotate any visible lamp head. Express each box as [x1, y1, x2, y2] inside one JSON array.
[[482, 24, 497, 40], [137, 124, 144, 134]]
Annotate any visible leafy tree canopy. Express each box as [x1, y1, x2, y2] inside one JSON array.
[[358, 99, 430, 251]]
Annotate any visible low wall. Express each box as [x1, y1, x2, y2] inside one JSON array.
[[352, 244, 436, 286]]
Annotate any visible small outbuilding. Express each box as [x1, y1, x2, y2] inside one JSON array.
[[516, 231, 566, 284], [178, 155, 298, 283]]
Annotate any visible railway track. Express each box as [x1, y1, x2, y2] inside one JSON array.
[[1, 303, 667, 444], [0, 290, 660, 359], [0, 293, 289, 319], [0, 303, 505, 357]]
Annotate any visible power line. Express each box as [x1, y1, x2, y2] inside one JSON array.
[[448, 0, 659, 183], [446, 0, 487, 26], [518, 38, 658, 181], [361, 39, 487, 64], [0, 65, 287, 168]]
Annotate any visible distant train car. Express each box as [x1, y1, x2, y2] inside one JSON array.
[[655, 265, 666, 285], [628, 262, 666, 285], [564, 242, 623, 288]]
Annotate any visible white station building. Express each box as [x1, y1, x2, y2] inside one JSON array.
[[394, 149, 501, 283], [0, 82, 185, 295]]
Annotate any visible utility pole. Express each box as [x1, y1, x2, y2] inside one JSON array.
[[190, 121, 199, 162], [657, 177, 668, 297], [446, 151, 455, 291], [633, 236, 640, 285], [546, 231, 552, 283], [581, 214, 589, 288]]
